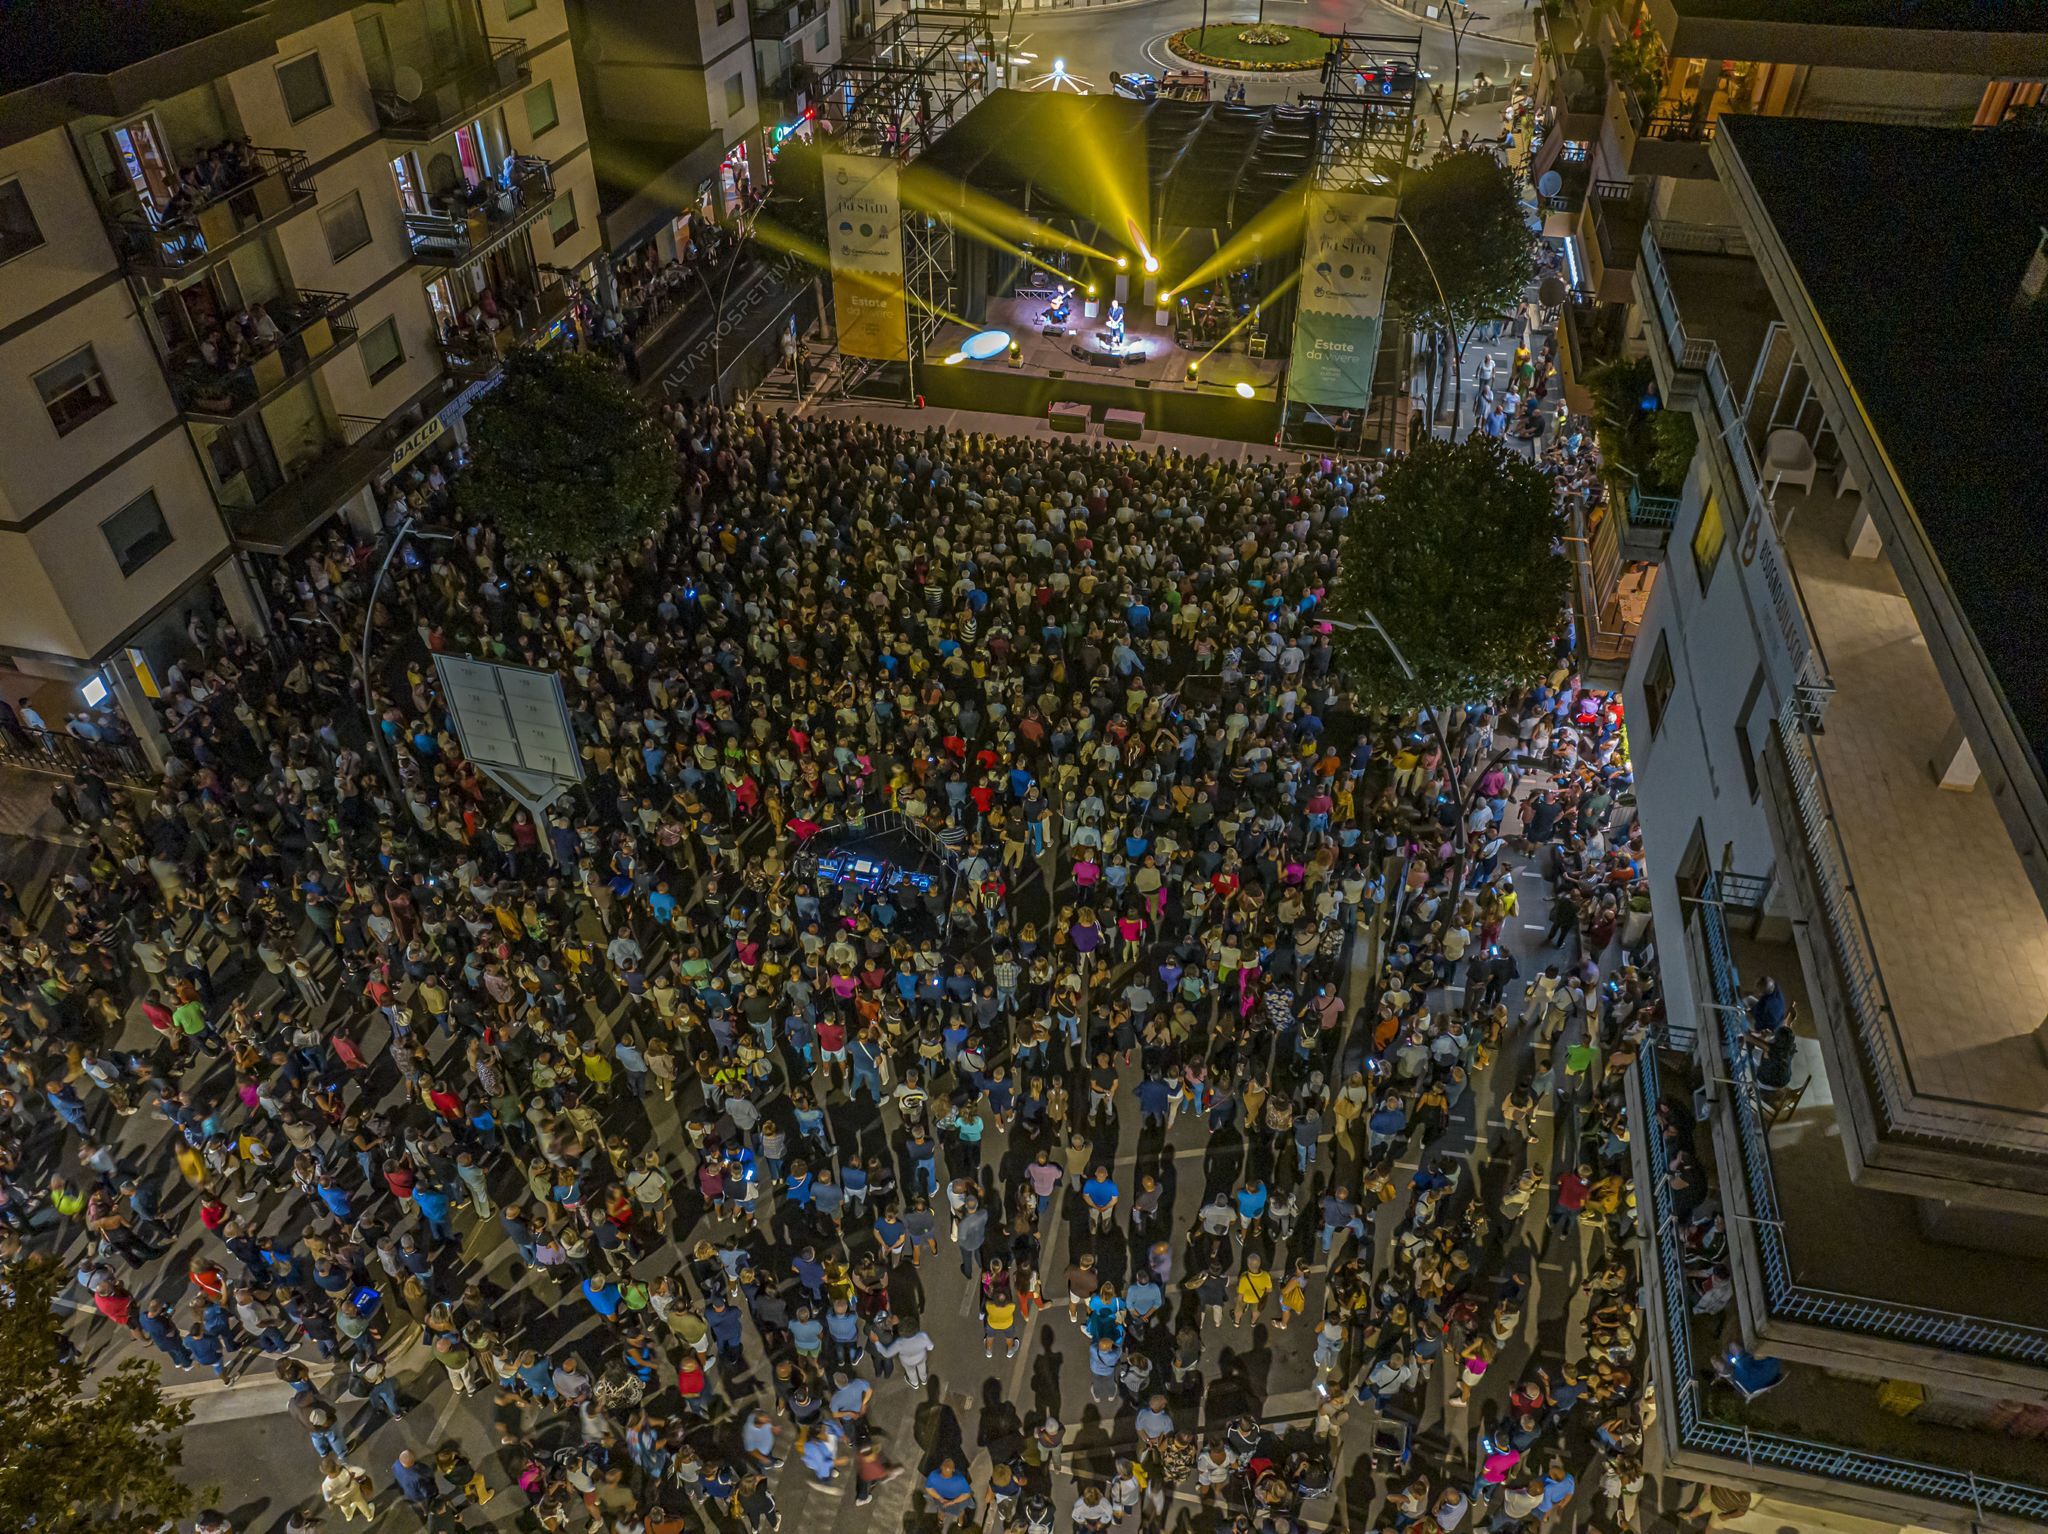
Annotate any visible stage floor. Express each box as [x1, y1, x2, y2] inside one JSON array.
[[936, 295, 1283, 394]]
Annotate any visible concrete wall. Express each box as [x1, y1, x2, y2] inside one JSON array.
[[1621, 448, 1780, 1037], [0, 128, 121, 341]]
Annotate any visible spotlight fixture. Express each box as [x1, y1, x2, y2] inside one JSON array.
[[1185, 361, 1199, 384], [1143, 255, 1160, 274], [1116, 256, 1128, 270], [1235, 381, 1256, 398]]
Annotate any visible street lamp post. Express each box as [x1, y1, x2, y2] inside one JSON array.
[[685, 213, 760, 407], [357, 515, 454, 798]]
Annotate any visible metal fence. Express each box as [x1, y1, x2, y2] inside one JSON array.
[[0, 727, 152, 784], [1635, 1041, 2048, 1520], [1696, 873, 2048, 1363]]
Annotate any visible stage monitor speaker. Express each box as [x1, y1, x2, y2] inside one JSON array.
[[1134, 378, 1152, 389], [1047, 368, 1065, 378]]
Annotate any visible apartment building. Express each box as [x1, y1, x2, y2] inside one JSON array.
[[0, 0, 600, 764], [564, 0, 769, 261], [1616, 113, 2048, 1531], [1527, 0, 2048, 667]]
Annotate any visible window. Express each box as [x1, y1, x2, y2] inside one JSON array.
[[1642, 632, 1675, 739], [360, 317, 405, 383], [277, 52, 333, 123], [0, 179, 43, 263], [715, 0, 736, 23], [102, 491, 173, 576], [34, 346, 115, 435], [505, 0, 538, 14], [815, 21, 830, 52], [525, 81, 559, 137], [1734, 666, 1767, 800], [1691, 487, 1725, 590], [725, 72, 747, 115], [548, 190, 579, 242], [319, 190, 373, 261]]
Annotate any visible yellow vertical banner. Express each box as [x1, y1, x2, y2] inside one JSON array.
[[824, 152, 909, 362]]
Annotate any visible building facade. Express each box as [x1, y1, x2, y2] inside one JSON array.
[[1527, 0, 2048, 669], [0, 0, 599, 762], [1616, 114, 2048, 1531]]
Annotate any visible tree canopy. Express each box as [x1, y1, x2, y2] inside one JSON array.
[[1327, 434, 1572, 715], [0, 1258, 199, 1532], [1386, 149, 1537, 339], [453, 349, 680, 563]]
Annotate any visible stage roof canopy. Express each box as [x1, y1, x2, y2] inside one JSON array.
[[909, 89, 1319, 237]]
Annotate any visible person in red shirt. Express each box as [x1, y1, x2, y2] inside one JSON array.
[[1549, 1163, 1590, 1242], [676, 1352, 712, 1416]]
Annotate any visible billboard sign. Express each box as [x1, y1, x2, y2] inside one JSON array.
[[1288, 189, 1399, 409], [824, 152, 910, 362]]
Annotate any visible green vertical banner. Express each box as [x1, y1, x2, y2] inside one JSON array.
[[1288, 189, 1399, 410]]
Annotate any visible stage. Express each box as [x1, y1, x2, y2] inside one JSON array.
[[921, 294, 1285, 442]]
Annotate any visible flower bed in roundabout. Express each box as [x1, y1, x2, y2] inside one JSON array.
[[1167, 23, 1333, 71]]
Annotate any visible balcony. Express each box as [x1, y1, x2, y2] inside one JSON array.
[[1631, 1033, 2048, 1528], [167, 291, 359, 422], [752, 0, 827, 42], [221, 420, 394, 556], [1537, 157, 1590, 238], [404, 156, 555, 267], [374, 37, 529, 140], [106, 146, 315, 278], [1578, 178, 1649, 303], [1640, 225, 2048, 1198], [438, 282, 577, 379], [1635, 227, 1831, 717]]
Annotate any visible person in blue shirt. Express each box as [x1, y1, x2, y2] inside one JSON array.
[[841, 1160, 869, 1218], [874, 1205, 908, 1266], [1124, 1274, 1164, 1340], [825, 1301, 863, 1369], [1082, 1166, 1120, 1234], [790, 1305, 825, 1363], [1135, 1074, 1171, 1130], [1086, 1336, 1124, 1402], [924, 1457, 975, 1526], [792, 1246, 826, 1299], [1235, 1178, 1268, 1237], [582, 1272, 623, 1320], [411, 1182, 454, 1245]]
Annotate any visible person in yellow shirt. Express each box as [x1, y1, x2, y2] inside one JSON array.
[[983, 1285, 1021, 1359], [1233, 1253, 1274, 1328]]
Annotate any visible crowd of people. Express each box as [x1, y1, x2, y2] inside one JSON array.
[[0, 397, 1663, 1534]]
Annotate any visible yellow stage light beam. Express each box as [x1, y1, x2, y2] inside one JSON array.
[[1196, 269, 1302, 369], [899, 164, 1114, 262], [747, 214, 831, 270], [1160, 186, 1308, 302]]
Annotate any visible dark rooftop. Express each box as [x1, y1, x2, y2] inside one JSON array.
[[1669, 0, 2048, 30], [1720, 114, 2048, 775], [0, 0, 261, 94]]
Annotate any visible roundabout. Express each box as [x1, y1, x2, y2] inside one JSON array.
[[1166, 22, 1333, 71]]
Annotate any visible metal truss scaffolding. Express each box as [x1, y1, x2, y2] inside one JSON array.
[[816, 10, 1001, 162], [1311, 34, 1422, 190], [903, 210, 954, 357], [1280, 31, 1423, 449]]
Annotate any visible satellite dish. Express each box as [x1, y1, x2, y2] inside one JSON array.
[[1538, 274, 1569, 307], [393, 64, 424, 103], [1537, 169, 1562, 198]]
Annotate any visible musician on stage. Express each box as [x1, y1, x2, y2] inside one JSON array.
[[1040, 285, 1072, 328], [1106, 298, 1126, 350]]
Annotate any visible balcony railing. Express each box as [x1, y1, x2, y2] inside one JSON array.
[[107, 146, 315, 274], [1696, 874, 2048, 1362], [1624, 484, 1678, 530], [753, 0, 828, 39], [1637, 226, 1833, 718], [404, 156, 554, 266], [374, 37, 528, 139], [1641, 103, 1715, 142], [0, 725, 153, 784], [169, 291, 359, 420], [1635, 1040, 2048, 1523]]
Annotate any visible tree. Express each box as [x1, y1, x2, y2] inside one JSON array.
[[1386, 150, 1536, 433], [1327, 434, 1571, 717], [454, 349, 680, 563], [0, 1258, 200, 1532]]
